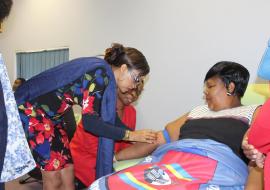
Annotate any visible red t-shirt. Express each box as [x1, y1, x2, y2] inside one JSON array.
[[248, 98, 270, 190], [70, 105, 136, 187], [114, 106, 136, 152]]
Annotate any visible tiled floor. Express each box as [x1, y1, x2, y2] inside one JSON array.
[[5, 175, 42, 190]]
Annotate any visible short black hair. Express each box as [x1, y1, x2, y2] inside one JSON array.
[[204, 61, 249, 98], [0, 0, 13, 22]]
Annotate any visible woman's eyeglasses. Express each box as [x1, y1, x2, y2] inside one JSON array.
[[128, 69, 141, 86]]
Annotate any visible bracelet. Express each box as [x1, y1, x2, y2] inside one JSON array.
[[123, 130, 130, 140], [162, 129, 171, 143]]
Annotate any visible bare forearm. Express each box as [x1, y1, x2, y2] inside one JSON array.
[[245, 165, 264, 190], [115, 142, 158, 161]]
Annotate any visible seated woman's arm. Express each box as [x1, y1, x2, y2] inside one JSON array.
[[115, 113, 189, 161], [165, 113, 189, 142]]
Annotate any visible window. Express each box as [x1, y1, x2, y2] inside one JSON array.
[[16, 48, 69, 79]]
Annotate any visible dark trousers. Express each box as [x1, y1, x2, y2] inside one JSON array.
[[75, 177, 87, 190], [0, 183, 4, 190], [0, 82, 8, 190]]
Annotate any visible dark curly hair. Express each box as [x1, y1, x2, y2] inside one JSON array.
[[104, 43, 150, 77], [0, 0, 13, 22], [204, 61, 250, 98]]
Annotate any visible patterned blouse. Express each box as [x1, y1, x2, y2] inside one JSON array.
[[0, 54, 36, 182], [18, 67, 127, 170]]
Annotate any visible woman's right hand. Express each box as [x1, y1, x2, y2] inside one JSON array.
[[128, 129, 157, 144], [242, 137, 265, 168]]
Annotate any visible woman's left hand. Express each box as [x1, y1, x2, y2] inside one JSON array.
[[129, 129, 157, 143]]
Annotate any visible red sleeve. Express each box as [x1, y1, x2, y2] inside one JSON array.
[[248, 98, 270, 152], [114, 105, 137, 153], [248, 99, 270, 190], [121, 105, 136, 130]]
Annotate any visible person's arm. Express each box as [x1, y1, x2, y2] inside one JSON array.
[[165, 113, 189, 142], [81, 70, 156, 143], [82, 113, 132, 140], [242, 106, 266, 168], [245, 165, 264, 190], [115, 113, 189, 161], [242, 134, 265, 168], [82, 114, 125, 140], [115, 142, 159, 161], [82, 114, 156, 143]]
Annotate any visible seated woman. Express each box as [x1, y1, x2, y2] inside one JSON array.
[[89, 61, 260, 190]]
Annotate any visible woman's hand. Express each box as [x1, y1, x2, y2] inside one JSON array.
[[255, 153, 266, 168], [242, 137, 265, 168], [129, 129, 157, 144]]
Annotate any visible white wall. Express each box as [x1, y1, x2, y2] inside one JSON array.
[[0, 0, 270, 130]]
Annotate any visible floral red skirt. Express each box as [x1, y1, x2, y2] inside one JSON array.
[[18, 101, 72, 171]]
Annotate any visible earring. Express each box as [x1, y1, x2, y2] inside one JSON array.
[[226, 92, 232, 96]]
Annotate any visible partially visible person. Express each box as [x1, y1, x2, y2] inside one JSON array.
[[71, 81, 144, 189], [0, 1, 35, 190], [15, 43, 156, 190], [0, 0, 12, 21], [242, 39, 270, 190], [90, 61, 261, 190], [12, 77, 26, 91], [114, 80, 144, 152]]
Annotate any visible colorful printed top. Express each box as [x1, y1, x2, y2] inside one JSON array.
[[16, 57, 124, 176], [19, 67, 127, 141]]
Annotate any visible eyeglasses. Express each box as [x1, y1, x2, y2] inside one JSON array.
[[128, 69, 141, 86]]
